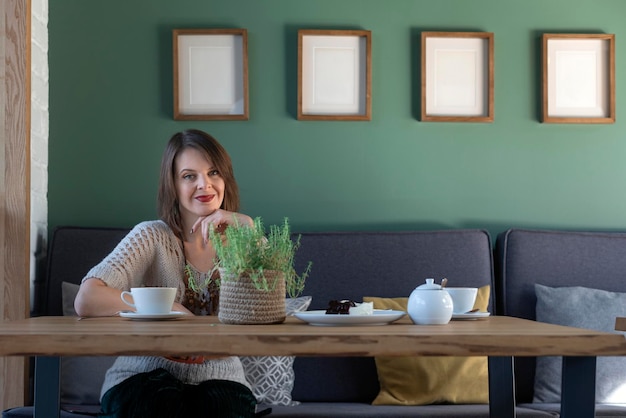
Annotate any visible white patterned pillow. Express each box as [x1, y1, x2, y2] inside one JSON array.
[[241, 296, 312, 406], [285, 295, 312, 315]]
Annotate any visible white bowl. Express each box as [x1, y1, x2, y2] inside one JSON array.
[[445, 287, 478, 314]]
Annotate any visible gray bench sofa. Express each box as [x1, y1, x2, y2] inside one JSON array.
[[495, 228, 626, 417], [4, 226, 599, 417]]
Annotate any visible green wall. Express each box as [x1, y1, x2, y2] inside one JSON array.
[[49, 0, 626, 239]]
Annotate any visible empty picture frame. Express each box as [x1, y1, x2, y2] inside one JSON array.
[[542, 33, 615, 124], [298, 29, 372, 121], [173, 28, 248, 120], [421, 31, 494, 123]]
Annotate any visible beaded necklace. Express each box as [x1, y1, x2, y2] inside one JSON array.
[[183, 262, 220, 316]]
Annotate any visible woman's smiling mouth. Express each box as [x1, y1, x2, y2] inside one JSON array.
[[195, 195, 215, 203]]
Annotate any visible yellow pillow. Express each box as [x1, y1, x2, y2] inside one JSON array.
[[364, 285, 490, 405]]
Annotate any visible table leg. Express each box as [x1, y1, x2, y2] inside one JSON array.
[[560, 356, 596, 418], [488, 356, 516, 418], [34, 356, 60, 418]]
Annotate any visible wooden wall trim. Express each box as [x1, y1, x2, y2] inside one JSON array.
[[1, 0, 31, 410]]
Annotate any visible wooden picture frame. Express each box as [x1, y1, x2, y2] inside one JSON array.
[[173, 28, 249, 121], [421, 31, 494, 123], [298, 29, 372, 121], [542, 33, 615, 124]]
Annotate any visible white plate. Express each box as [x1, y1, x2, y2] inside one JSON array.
[[451, 312, 491, 320], [119, 311, 187, 321], [294, 310, 406, 326]]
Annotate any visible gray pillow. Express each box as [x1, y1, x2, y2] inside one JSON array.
[[61, 281, 80, 316], [534, 284, 626, 403], [61, 281, 116, 405]]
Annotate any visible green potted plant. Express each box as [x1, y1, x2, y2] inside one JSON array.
[[208, 217, 312, 324]]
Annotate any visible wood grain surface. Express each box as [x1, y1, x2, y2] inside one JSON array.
[[1, 0, 31, 410], [2, 315, 626, 358]]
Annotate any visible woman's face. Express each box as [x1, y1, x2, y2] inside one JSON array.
[[174, 147, 225, 226]]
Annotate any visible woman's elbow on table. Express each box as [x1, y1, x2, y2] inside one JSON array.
[[74, 278, 117, 317]]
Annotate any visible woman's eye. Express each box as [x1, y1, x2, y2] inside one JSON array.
[[183, 174, 195, 181], [209, 170, 220, 176]]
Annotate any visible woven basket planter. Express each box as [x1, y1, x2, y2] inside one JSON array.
[[218, 270, 286, 325]]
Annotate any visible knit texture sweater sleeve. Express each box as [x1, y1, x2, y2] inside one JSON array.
[[83, 220, 186, 295]]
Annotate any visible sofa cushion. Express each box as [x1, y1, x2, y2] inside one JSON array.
[[2, 407, 97, 418], [364, 285, 490, 405], [534, 284, 626, 403], [240, 296, 312, 406], [61, 282, 116, 405], [259, 402, 558, 417]]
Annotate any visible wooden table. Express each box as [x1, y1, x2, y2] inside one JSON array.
[[2, 315, 626, 418]]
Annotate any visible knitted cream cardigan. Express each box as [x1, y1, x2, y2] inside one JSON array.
[[82, 220, 250, 400]]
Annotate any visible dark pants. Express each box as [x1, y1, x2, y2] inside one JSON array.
[[99, 368, 257, 418]]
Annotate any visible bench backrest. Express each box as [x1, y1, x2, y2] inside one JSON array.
[[38, 226, 131, 316]]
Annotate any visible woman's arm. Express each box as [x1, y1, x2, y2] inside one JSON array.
[[75, 278, 192, 317], [75, 222, 192, 317], [74, 278, 127, 317]]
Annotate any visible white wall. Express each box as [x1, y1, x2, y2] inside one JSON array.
[[30, 0, 48, 307]]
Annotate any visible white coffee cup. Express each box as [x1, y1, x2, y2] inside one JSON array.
[[445, 287, 478, 314], [120, 287, 176, 314]]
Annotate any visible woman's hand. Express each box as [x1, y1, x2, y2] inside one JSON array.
[[190, 209, 253, 244], [172, 301, 193, 315]]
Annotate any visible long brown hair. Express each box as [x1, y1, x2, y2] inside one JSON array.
[[157, 129, 240, 239]]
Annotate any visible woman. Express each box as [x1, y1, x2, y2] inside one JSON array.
[[74, 129, 257, 417]]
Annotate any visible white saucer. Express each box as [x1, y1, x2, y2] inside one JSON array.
[[119, 311, 187, 320], [451, 312, 490, 320], [294, 310, 406, 326]]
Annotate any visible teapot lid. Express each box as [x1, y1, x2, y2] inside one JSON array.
[[416, 278, 442, 290]]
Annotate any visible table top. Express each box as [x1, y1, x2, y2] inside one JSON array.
[[1, 315, 625, 357]]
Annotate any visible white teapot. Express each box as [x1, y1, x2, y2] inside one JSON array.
[[407, 278, 453, 325]]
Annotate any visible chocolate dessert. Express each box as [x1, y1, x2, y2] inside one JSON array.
[[325, 299, 356, 314]]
